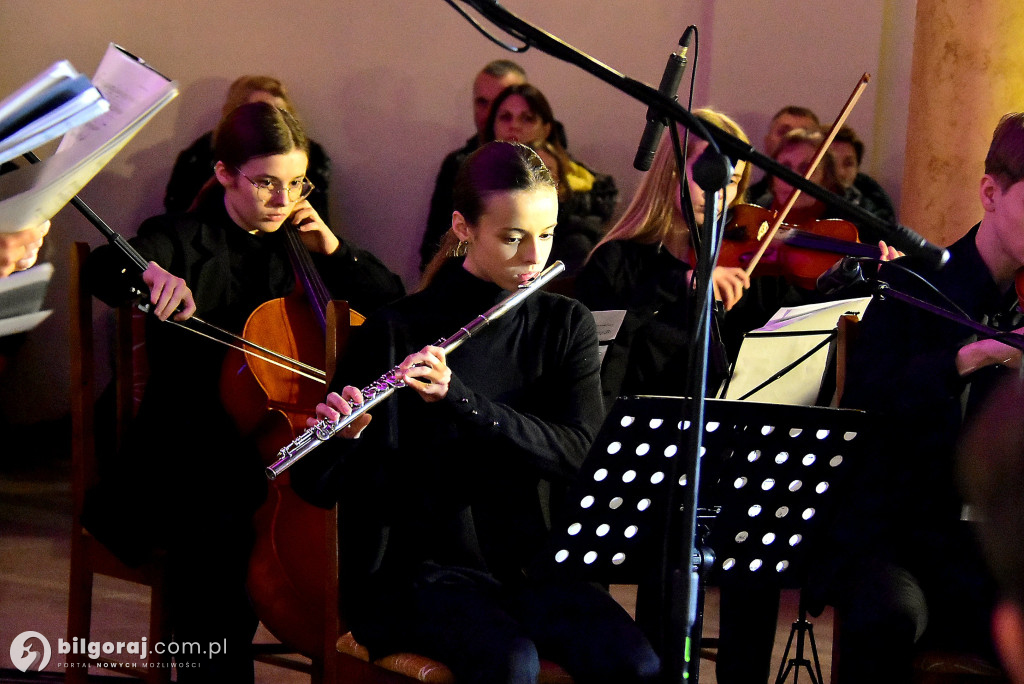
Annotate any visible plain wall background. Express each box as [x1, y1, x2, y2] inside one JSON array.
[[0, 0, 915, 424]]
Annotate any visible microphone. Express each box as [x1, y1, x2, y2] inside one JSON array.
[[633, 26, 695, 172], [816, 257, 870, 296]]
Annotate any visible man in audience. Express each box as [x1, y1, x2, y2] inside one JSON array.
[[832, 124, 897, 223], [418, 59, 527, 269], [745, 105, 819, 202]]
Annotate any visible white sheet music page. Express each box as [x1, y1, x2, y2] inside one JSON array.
[[591, 309, 626, 364], [723, 296, 872, 405], [0, 59, 109, 165], [0, 44, 178, 233]]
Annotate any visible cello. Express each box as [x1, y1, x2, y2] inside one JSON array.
[[219, 221, 363, 658]]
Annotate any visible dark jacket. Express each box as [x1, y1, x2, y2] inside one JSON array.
[[575, 239, 806, 404], [291, 258, 603, 651]]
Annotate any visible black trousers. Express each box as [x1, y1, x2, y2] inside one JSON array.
[[354, 571, 661, 684], [830, 548, 997, 684], [166, 512, 259, 684]]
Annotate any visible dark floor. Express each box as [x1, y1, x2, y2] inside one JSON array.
[[0, 417, 831, 682]]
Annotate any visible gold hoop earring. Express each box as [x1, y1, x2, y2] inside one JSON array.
[[454, 240, 470, 257]]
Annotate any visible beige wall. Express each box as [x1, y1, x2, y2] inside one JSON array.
[[0, 0, 914, 423]]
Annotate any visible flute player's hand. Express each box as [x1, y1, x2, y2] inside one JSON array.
[[310, 386, 372, 439]]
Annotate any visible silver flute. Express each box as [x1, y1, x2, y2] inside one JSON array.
[[266, 260, 566, 479]]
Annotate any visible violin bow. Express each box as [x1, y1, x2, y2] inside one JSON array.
[[22, 151, 326, 383], [741, 72, 871, 277]]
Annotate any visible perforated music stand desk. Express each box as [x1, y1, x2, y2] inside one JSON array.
[[534, 396, 870, 680]]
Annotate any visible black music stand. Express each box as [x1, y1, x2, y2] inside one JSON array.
[[533, 396, 870, 684]]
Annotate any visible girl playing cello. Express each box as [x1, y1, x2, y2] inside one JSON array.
[[82, 101, 403, 682]]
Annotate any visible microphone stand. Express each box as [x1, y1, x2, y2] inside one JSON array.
[[445, 3, 950, 682], [453, 0, 949, 270], [872, 280, 1024, 351]]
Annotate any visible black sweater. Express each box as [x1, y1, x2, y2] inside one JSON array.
[[291, 259, 603, 626]]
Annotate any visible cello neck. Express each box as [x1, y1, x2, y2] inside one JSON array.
[[283, 225, 330, 332]]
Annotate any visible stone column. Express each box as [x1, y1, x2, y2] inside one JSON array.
[[900, 0, 1024, 246]]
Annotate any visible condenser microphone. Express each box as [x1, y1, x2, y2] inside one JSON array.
[[633, 26, 695, 172]]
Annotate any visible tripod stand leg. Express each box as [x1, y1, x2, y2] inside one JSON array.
[[775, 620, 799, 684], [774, 599, 824, 684]]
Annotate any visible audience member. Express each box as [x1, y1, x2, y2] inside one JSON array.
[[486, 83, 617, 277], [832, 124, 897, 223], [164, 75, 332, 223], [419, 60, 527, 270], [960, 375, 1024, 684], [746, 105, 820, 202]]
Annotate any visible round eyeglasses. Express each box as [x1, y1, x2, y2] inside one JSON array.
[[236, 167, 314, 203]]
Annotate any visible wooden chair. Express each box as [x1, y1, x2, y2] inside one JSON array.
[[332, 629, 574, 683], [66, 241, 172, 683]]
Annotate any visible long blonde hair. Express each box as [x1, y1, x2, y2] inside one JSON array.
[[591, 108, 750, 253]]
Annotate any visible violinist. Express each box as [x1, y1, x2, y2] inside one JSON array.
[[81, 101, 403, 683], [291, 141, 660, 684], [574, 108, 900, 684], [574, 108, 811, 405], [811, 112, 1024, 683], [748, 126, 885, 243]]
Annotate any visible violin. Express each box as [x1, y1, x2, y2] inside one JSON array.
[[714, 73, 873, 290], [219, 222, 363, 658], [719, 203, 880, 290]]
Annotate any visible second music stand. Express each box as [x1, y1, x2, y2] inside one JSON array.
[[533, 396, 870, 683]]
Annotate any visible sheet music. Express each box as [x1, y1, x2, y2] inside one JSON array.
[[723, 296, 872, 405], [591, 309, 626, 363], [0, 61, 109, 165], [0, 44, 178, 233], [0, 262, 53, 337], [0, 60, 79, 132]]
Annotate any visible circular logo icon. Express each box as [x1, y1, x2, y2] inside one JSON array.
[[10, 631, 51, 672]]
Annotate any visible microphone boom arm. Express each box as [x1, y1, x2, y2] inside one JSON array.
[[454, 0, 948, 269]]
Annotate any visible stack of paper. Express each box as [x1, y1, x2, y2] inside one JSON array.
[[0, 60, 109, 167], [0, 44, 178, 335], [0, 263, 53, 337], [0, 43, 178, 235]]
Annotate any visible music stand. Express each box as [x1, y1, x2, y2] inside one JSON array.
[[533, 395, 870, 683]]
